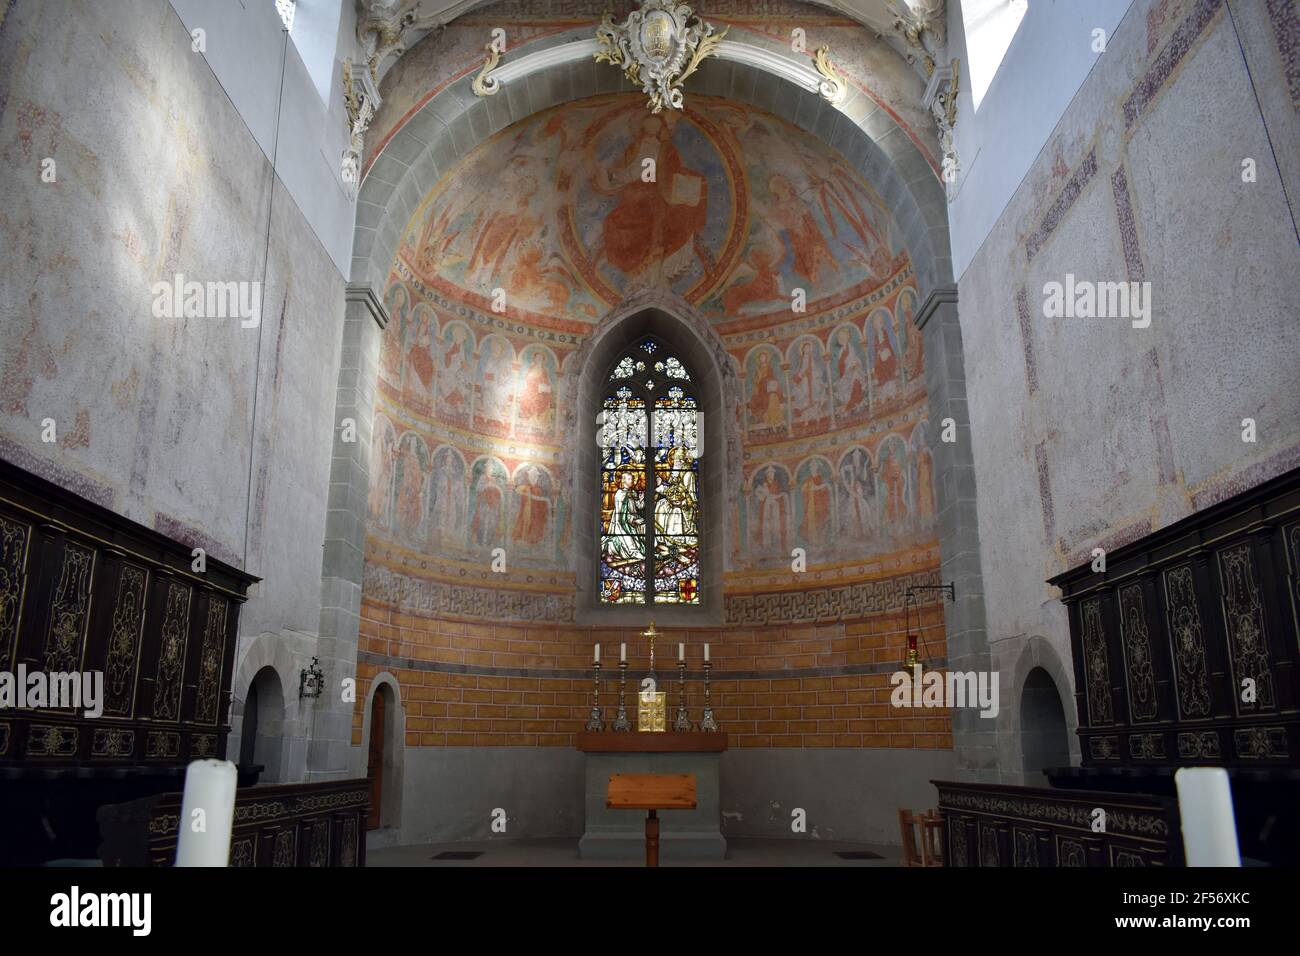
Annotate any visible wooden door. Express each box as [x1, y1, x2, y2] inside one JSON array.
[[366, 691, 385, 830]]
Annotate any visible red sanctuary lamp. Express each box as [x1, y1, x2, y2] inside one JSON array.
[[905, 634, 920, 669]]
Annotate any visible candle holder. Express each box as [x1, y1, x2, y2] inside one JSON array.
[[612, 660, 632, 732], [673, 660, 692, 732], [584, 661, 606, 732], [699, 660, 719, 732]]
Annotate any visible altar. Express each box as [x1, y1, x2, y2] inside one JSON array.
[[576, 732, 728, 861]]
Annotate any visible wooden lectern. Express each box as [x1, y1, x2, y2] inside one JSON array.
[[606, 773, 697, 867]]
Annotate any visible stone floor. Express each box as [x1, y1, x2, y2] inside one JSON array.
[[368, 837, 902, 867]]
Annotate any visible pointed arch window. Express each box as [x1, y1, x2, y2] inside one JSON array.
[[598, 337, 700, 605]]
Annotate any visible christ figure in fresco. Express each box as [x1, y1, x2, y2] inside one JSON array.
[[594, 112, 707, 280], [512, 466, 550, 548]]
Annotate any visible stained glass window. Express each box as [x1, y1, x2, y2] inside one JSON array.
[[599, 339, 700, 605]]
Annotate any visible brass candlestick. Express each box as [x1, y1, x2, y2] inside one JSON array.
[[612, 660, 632, 731], [699, 660, 719, 732], [673, 659, 692, 732], [585, 661, 606, 731]]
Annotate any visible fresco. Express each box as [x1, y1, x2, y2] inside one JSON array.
[[366, 92, 936, 610], [398, 94, 906, 323]]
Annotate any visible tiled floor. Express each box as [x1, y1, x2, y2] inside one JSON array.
[[368, 837, 902, 867]]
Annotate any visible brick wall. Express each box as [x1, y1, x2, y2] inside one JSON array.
[[352, 598, 950, 750]]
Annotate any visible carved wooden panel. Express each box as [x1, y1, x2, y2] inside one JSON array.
[[1217, 543, 1275, 713], [1080, 597, 1113, 726], [1118, 583, 1157, 722], [1162, 564, 1211, 719]]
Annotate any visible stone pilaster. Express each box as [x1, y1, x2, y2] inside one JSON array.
[[916, 285, 997, 782], [308, 283, 388, 780]]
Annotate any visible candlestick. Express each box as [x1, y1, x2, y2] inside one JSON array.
[[1175, 768, 1241, 866], [175, 759, 238, 867], [699, 660, 719, 732], [678, 642, 684, 661], [585, 661, 606, 731], [673, 660, 692, 732], [620, 642, 627, 663], [612, 660, 632, 731]]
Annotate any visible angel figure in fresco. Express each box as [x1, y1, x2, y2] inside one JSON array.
[[512, 466, 550, 548], [832, 327, 869, 416], [603, 471, 646, 564], [789, 340, 829, 428], [767, 173, 840, 286], [747, 350, 786, 433], [593, 112, 707, 280], [515, 350, 554, 434], [754, 466, 790, 554], [722, 245, 782, 314], [466, 166, 543, 285], [790, 137, 895, 276]]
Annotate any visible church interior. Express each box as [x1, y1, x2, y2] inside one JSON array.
[[1, 0, 1299, 887]]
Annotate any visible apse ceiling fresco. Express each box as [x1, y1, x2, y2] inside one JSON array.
[[396, 92, 908, 323]]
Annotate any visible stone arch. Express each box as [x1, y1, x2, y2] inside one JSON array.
[[351, 29, 951, 306], [1006, 636, 1080, 782], [573, 293, 736, 625], [230, 633, 303, 783], [358, 671, 406, 831]]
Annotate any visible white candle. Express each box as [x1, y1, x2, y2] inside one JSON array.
[[175, 759, 238, 867], [594, 643, 600, 664], [704, 643, 710, 662], [1175, 768, 1241, 866], [620, 642, 627, 662], [678, 642, 684, 661]]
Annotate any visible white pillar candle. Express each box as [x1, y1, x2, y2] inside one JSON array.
[[594, 643, 600, 664], [620, 642, 627, 662], [1175, 767, 1241, 867], [704, 643, 710, 662], [175, 759, 238, 867], [679, 642, 684, 661]]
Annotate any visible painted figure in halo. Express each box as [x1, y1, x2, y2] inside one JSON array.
[[404, 306, 435, 396], [753, 465, 790, 555], [476, 336, 514, 430], [469, 460, 507, 548], [831, 326, 869, 416], [654, 445, 697, 541], [380, 283, 410, 383], [747, 349, 786, 433], [392, 435, 429, 539], [911, 424, 935, 523], [437, 324, 474, 423], [838, 447, 877, 541], [515, 349, 555, 434], [797, 461, 833, 546], [788, 339, 829, 428], [512, 465, 551, 548], [367, 418, 397, 525], [878, 437, 909, 524], [896, 290, 924, 383], [429, 447, 468, 545], [868, 309, 901, 395]]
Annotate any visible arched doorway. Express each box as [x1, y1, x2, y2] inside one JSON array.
[[1019, 666, 1070, 783], [241, 666, 286, 783], [366, 684, 394, 830]]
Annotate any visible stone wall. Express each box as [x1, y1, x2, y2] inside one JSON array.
[[0, 0, 350, 780], [956, 0, 1300, 782]]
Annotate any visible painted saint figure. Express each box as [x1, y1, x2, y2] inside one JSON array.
[[512, 466, 550, 548], [832, 327, 868, 416], [603, 471, 646, 563], [798, 465, 832, 545], [747, 350, 786, 433], [754, 466, 790, 554]]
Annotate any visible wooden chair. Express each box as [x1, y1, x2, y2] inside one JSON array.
[[898, 808, 923, 866], [918, 809, 945, 867]]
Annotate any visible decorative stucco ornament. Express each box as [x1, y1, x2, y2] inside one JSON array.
[[341, 57, 381, 197], [594, 0, 729, 113], [922, 57, 961, 196], [811, 45, 846, 103], [886, 0, 946, 78]]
